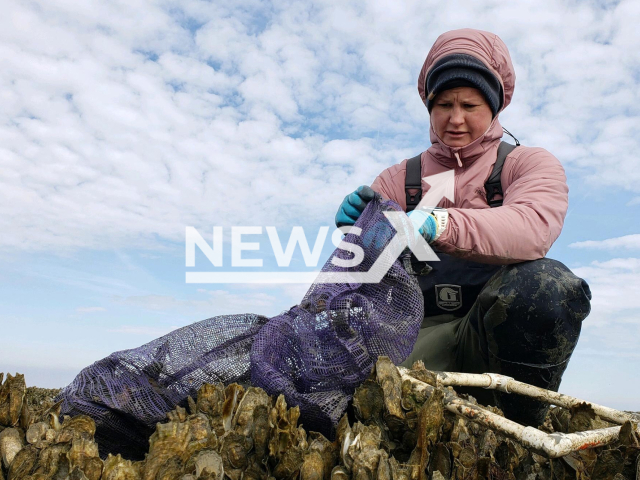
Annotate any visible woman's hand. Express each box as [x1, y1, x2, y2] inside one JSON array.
[[335, 186, 375, 227]]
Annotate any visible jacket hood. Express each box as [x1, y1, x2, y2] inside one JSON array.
[[418, 28, 515, 112], [418, 29, 516, 164]]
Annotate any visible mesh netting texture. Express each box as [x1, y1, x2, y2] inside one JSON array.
[[57, 196, 424, 457]]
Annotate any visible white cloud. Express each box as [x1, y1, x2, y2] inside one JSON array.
[[0, 0, 639, 254], [76, 306, 106, 313], [570, 234, 640, 250], [627, 197, 640, 206], [572, 258, 640, 324]]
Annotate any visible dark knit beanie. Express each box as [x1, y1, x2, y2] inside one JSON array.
[[426, 53, 503, 116]]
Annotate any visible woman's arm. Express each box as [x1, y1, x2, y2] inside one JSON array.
[[434, 147, 568, 264]]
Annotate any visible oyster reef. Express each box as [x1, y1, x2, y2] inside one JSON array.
[[1, 359, 639, 480]]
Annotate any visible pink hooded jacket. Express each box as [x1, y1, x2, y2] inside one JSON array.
[[371, 29, 568, 265]]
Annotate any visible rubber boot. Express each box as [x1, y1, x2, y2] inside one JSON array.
[[471, 258, 592, 426]]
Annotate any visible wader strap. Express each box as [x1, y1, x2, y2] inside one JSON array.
[[485, 141, 517, 208], [405, 154, 423, 212]]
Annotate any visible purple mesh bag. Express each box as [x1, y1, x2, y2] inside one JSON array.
[[251, 197, 424, 434], [57, 196, 424, 457]]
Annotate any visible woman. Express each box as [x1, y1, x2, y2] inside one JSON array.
[[335, 28, 591, 426]]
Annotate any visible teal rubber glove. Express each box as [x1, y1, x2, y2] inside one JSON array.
[[407, 209, 438, 243], [335, 186, 376, 227]]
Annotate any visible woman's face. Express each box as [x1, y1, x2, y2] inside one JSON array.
[[430, 87, 494, 147]]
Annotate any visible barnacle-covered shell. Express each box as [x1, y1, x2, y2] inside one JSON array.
[[0, 428, 23, 469], [0, 374, 26, 427]]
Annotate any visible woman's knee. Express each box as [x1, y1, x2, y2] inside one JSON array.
[[478, 258, 591, 364]]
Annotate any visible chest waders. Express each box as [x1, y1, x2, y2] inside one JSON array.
[[402, 140, 592, 427], [405, 141, 517, 317]]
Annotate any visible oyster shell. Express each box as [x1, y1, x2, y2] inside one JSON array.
[[66, 437, 103, 480], [0, 374, 26, 427], [7, 444, 38, 480], [406, 388, 444, 480], [330, 465, 349, 480], [154, 456, 184, 480], [353, 379, 385, 425], [102, 454, 141, 480], [568, 402, 611, 433], [374, 357, 403, 420], [340, 423, 387, 479], [166, 405, 188, 423], [193, 449, 223, 479], [300, 450, 324, 480], [376, 452, 391, 480], [68, 467, 91, 480], [271, 445, 304, 479], [220, 432, 250, 480], [232, 387, 270, 438], [222, 384, 244, 434], [268, 395, 301, 461], [56, 415, 96, 444], [252, 404, 270, 460], [143, 420, 191, 480], [429, 443, 451, 480], [196, 383, 226, 436], [26, 421, 48, 445], [388, 457, 412, 480], [0, 427, 23, 469], [32, 443, 69, 478], [4, 361, 640, 480], [591, 448, 624, 479], [308, 432, 337, 480], [187, 413, 211, 443]]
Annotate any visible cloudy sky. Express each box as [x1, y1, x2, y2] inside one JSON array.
[[2, 0, 640, 410]]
